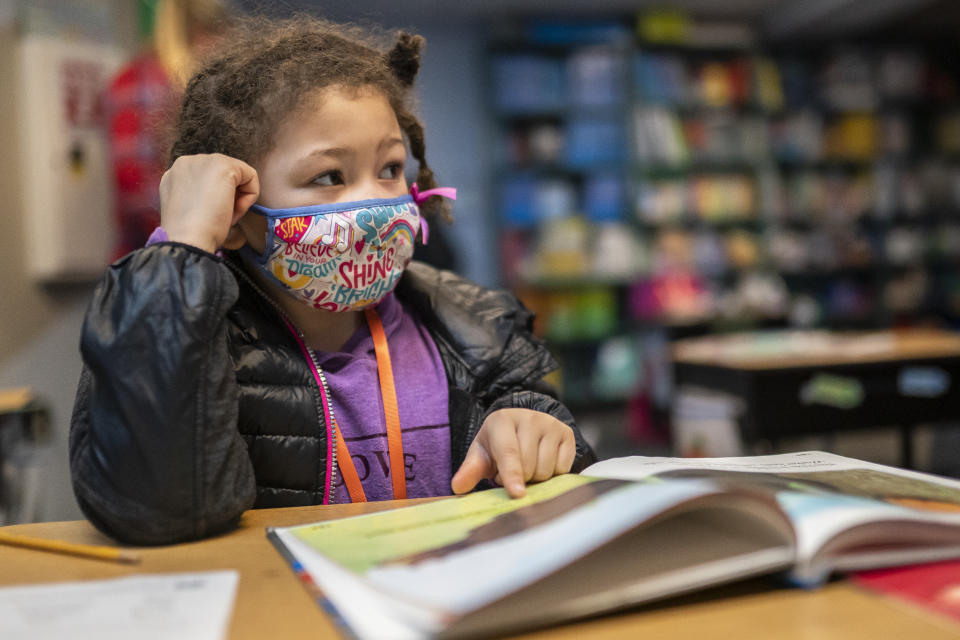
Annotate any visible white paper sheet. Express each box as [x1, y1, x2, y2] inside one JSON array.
[[0, 571, 239, 640]]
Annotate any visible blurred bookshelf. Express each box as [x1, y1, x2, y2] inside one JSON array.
[[486, 12, 960, 459]]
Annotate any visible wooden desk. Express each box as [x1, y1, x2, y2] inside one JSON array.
[[2, 503, 959, 639], [672, 328, 960, 467]]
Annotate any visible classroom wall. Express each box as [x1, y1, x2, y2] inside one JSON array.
[[0, 0, 139, 364], [0, 0, 137, 522], [0, 17, 58, 365]]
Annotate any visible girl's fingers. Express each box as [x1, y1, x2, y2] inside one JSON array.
[[483, 413, 526, 498], [232, 161, 260, 222], [517, 416, 541, 482], [533, 430, 563, 482], [455, 410, 577, 498], [161, 153, 261, 252], [555, 432, 577, 476], [451, 440, 494, 495]]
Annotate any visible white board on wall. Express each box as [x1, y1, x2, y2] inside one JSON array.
[[16, 34, 124, 282]]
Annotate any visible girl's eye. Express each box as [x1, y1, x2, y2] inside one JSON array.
[[379, 163, 403, 180], [312, 171, 343, 187]]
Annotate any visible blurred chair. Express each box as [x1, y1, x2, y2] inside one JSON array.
[[0, 388, 49, 525]]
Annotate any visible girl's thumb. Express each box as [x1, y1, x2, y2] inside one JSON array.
[[450, 445, 492, 495]]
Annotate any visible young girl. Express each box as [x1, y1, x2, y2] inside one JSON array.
[[70, 17, 595, 546]]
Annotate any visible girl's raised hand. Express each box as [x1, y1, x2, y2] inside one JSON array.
[[159, 154, 260, 253], [451, 409, 576, 498]]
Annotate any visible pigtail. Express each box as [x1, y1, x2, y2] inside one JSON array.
[[398, 112, 452, 222], [387, 32, 424, 87], [387, 32, 450, 221]]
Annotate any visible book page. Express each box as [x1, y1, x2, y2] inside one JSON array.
[[271, 474, 727, 636], [584, 451, 960, 575], [583, 450, 960, 484], [0, 571, 238, 640]]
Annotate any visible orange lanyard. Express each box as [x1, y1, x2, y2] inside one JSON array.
[[333, 308, 406, 502]]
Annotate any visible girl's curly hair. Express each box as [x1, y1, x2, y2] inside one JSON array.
[[169, 16, 448, 218]]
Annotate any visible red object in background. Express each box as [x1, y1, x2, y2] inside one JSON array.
[[104, 53, 175, 260], [499, 228, 531, 287], [626, 390, 670, 448], [627, 272, 710, 322], [626, 391, 654, 444], [729, 58, 751, 104], [852, 560, 960, 625]]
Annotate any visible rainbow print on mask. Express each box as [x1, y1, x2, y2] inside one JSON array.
[[245, 195, 421, 312], [380, 219, 417, 249]]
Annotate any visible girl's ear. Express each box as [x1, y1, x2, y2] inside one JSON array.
[[222, 224, 248, 250]]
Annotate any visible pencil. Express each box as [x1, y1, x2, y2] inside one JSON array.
[[0, 530, 142, 564]]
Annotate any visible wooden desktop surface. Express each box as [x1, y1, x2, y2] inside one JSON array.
[[673, 328, 960, 371], [2, 501, 959, 639]]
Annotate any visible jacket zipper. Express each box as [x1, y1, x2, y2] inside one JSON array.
[[224, 261, 339, 504]]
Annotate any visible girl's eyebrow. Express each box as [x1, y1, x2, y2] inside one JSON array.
[[380, 137, 405, 150], [305, 147, 350, 159], [301, 138, 402, 161]]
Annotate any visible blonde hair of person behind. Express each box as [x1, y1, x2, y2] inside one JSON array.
[[153, 0, 232, 87]]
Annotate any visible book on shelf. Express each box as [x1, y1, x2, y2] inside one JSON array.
[[268, 451, 960, 640]]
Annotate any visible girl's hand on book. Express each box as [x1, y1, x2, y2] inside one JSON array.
[[160, 153, 260, 253], [451, 409, 576, 498]]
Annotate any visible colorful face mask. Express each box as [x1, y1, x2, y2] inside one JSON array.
[[243, 193, 424, 312]]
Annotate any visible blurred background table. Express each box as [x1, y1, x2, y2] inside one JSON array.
[[672, 328, 960, 467]]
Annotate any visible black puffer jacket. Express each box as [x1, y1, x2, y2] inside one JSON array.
[[70, 243, 595, 545]]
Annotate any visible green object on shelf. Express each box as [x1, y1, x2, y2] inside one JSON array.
[[138, 0, 158, 40], [576, 288, 618, 340], [543, 288, 618, 343], [545, 295, 580, 343], [637, 10, 690, 45]]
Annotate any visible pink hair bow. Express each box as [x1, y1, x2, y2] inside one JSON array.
[[409, 183, 457, 245]]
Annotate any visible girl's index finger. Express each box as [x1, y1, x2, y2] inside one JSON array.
[[484, 415, 527, 498], [234, 159, 259, 190]]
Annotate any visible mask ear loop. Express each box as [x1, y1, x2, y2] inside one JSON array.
[[243, 205, 278, 265], [419, 216, 430, 245], [410, 183, 457, 246]]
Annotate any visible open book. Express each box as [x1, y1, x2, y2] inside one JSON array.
[[267, 451, 960, 639]]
